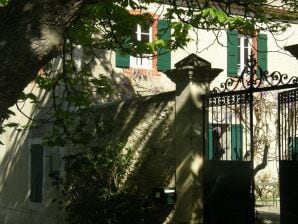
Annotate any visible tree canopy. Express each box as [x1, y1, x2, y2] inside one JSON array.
[[0, 0, 298, 124]]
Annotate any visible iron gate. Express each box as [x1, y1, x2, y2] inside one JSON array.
[[202, 56, 298, 224], [203, 91, 254, 224], [278, 88, 298, 224]]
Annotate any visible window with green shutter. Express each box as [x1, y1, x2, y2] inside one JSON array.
[[30, 144, 43, 203], [231, 124, 243, 161], [115, 19, 171, 71], [208, 123, 243, 161], [157, 20, 171, 71], [257, 33, 268, 77], [227, 31, 268, 78]]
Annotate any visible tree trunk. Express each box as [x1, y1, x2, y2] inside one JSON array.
[[0, 0, 87, 118]]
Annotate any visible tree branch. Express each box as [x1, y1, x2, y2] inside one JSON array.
[[254, 144, 269, 176]]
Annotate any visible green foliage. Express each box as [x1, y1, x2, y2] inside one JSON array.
[[1, 0, 297, 131], [0, 0, 8, 6], [0, 0, 296, 221], [50, 134, 154, 224]]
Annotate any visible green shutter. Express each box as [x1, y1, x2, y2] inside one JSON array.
[[231, 124, 243, 161], [289, 137, 298, 160], [208, 124, 213, 160], [116, 49, 130, 68], [157, 20, 171, 71], [227, 30, 238, 77], [30, 144, 43, 203], [257, 33, 268, 77]]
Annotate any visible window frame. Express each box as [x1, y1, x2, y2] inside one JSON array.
[[130, 24, 153, 69], [115, 12, 171, 71], [237, 34, 253, 75], [227, 30, 262, 78]]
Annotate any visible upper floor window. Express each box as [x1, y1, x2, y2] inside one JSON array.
[[237, 34, 252, 75], [115, 19, 171, 72], [227, 30, 267, 77], [130, 24, 153, 69]]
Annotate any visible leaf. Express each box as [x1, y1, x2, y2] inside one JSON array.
[[4, 122, 19, 128]]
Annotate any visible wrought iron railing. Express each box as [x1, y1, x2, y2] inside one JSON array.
[[211, 55, 298, 94]]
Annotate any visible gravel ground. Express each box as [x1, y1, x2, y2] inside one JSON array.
[[256, 202, 280, 224]]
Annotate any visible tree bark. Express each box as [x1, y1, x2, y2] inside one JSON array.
[[0, 0, 88, 118], [254, 144, 269, 176]]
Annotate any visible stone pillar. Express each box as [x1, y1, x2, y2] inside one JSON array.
[[166, 54, 222, 224]]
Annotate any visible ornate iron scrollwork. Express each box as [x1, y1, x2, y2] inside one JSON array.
[[212, 55, 298, 94]]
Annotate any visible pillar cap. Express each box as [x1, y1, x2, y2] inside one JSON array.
[[174, 53, 211, 69], [166, 54, 223, 84]]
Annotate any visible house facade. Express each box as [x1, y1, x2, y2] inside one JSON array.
[[0, 2, 298, 224]]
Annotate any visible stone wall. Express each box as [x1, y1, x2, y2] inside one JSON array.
[[88, 91, 176, 194], [63, 91, 177, 223], [0, 89, 176, 224]]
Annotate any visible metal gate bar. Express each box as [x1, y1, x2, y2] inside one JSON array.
[[203, 56, 298, 224], [203, 92, 253, 162], [203, 91, 254, 224], [278, 89, 298, 161]]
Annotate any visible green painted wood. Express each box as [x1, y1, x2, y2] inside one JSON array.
[[257, 33, 268, 77], [115, 49, 130, 68], [227, 30, 238, 77], [289, 137, 298, 160], [231, 124, 243, 161], [30, 144, 43, 203], [157, 20, 171, 71]]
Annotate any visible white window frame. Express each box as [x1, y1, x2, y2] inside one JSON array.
[[130, 24, 153, 69], [237, 34, 252, 75]]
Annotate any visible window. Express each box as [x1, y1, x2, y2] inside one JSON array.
[[208, 124, 243, 161], [227, 30, 267, 77], [115, 19, 171, 72], [237, 34, 252, 75], [130, 24, 153, 69], [30, 144, 43, 203]]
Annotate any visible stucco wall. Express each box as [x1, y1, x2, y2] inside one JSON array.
[[0, 90, 176, 224]]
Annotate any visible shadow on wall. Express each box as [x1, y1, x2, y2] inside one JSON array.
[[83, 92, 177, 223], [0, 49, 179, 223], [91, 48, 175, 99], [0, 86, 63, 224], [90, 48, 137, 101]]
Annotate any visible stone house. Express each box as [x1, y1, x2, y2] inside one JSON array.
[[0, 1, 298, 224]]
